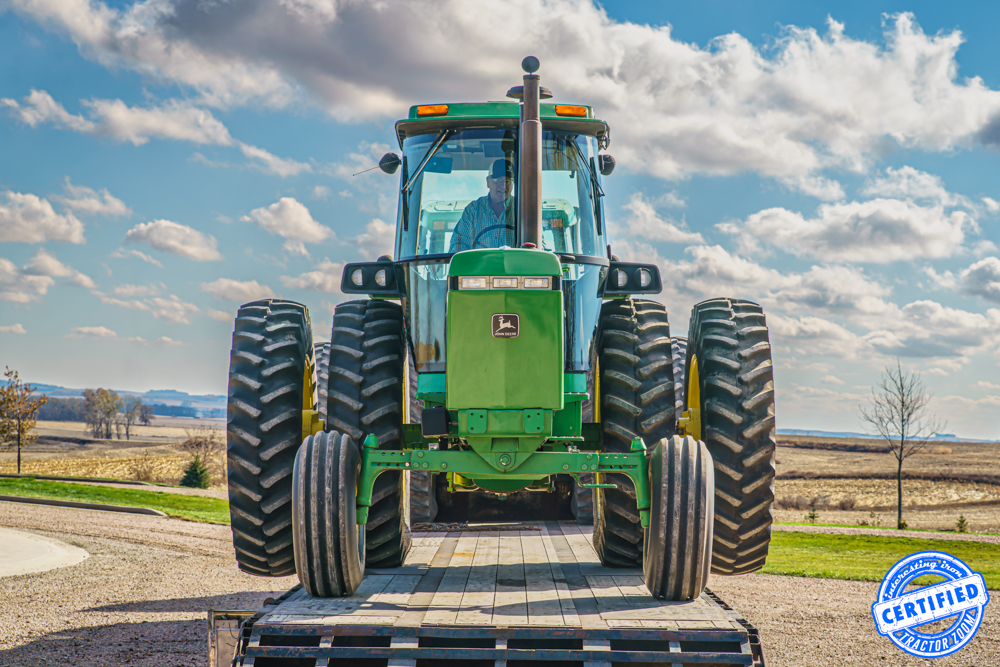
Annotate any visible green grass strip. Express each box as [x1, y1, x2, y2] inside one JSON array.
[[0, 478, 229, 525], [764, 531, 1000, 589], [777, 521, 1000, 536]]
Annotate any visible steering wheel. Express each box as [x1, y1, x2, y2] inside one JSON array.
[[472, 223, 515, 249]]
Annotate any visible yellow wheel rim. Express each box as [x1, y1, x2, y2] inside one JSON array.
[[679, 353, 701, 440]]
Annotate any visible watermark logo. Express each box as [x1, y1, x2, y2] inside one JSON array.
[[872, 550, 990, 658]]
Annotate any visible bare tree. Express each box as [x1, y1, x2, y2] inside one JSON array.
[[83, 388, 122, 439], [859, 360, 944, 529], [139, 403, 155, 426], [0, 367, 48, 474], [121, 395, 144, 441]]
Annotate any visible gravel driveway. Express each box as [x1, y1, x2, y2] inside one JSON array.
[[1, 502, 997, 666]]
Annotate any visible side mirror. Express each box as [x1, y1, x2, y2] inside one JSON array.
[[379, 153, 401, 174], [599, 154, 615, 176]]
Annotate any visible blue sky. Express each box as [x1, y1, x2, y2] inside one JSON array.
[[2, 0, 1000, 438]]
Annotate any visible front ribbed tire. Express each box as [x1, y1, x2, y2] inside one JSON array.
[[687, 298, 776, 575], [293, 430, 365, 597], [226, 299, 314, 577], [644, 436, 714, 601], [593, 298, 676, 567]]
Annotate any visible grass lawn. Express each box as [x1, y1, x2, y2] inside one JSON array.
[[776, 521, 1000, 536], [764, 531, 1000, 589], [0, 478, 229, 525]]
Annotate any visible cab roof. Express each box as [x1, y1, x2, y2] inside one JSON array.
[[395, 102, 609, 148]]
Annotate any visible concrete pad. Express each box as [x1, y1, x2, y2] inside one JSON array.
[[0, 527, 89, 577]]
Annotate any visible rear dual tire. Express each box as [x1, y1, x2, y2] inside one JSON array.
[[226, 299, 315, 577], [593, 298, 676, 567], [327, 299, 411, 567], [686, 298, 776, 575]]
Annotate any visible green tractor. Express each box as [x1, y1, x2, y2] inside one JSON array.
[[224, 57, 776, 600]]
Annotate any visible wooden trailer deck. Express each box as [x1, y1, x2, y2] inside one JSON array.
[[233, 523, 764, 666]]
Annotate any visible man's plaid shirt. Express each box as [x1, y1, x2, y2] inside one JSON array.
[[448, 195, 516, 252]]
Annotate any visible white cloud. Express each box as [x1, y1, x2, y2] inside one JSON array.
[[722, 198, 971, 263], [109, 247, 163, 268], [983, 197, 1000, 213], [93, 288, 201, 323], [84, 97, 234, 146], [861, 166, 968, 207], [958, 257, 1000, 303], [0, 323, 27, 334], [976, 381, 1000, 391], [92, 291, 151, 311], [54, 177, 130, 216], [778, 175, 846, 201], [207, 308, 233, 322], [112, 283, 162, 298], [864, 301, 1000, 360], [241, 197, 333, 245], [124, 219, 223, 261], [615, 194, 704, 245], [821, 374, 845, 386], [200, 278, 274, 302], [2, 90, 234, 146], [22, 248, 96, 289], [8, 5, 1000, 186], [768, 264, 896, 323], [67, 326, 118, 339], [65, 326, 187, 345], [237, 143, 312, 177], [630, 243, 897, 329], [653, 191, 686, 209], [0, 250, 100, 303], [921, 266, 959, 290], [312, 185, 331, 200], [4, 91, 308, 176], [154, 336, 187, 346], [767, 313, 868, 359], [650, 244, 786, 298], [0, 191, 85, 244], [347, 218, 395, 260], [0, 89, 96, 132], [280, 258, 344, 293], [147, 295, 200, 324]]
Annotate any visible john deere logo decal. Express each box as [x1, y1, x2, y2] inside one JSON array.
[[492, 314, 519, 338]]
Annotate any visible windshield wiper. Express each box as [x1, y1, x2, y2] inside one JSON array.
[[402, 130, 454, 194], [569, 140, 603, 198]]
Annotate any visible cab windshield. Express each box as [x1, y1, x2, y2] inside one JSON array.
[[397, 128, 605, 258]]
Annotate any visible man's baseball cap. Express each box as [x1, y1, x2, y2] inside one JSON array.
[[489, 159, 515, 180]]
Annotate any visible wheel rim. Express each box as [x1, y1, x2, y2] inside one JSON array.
[[680, 354, 702, 440]]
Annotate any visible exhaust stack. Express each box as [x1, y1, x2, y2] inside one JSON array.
[[515, 56, 546, 248]]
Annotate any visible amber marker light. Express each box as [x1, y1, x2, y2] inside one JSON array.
[[416, 104, 449, 117], [554, 105, 588, 117]]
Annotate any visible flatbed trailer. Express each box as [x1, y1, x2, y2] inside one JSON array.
[[216, 523, 765, 666]]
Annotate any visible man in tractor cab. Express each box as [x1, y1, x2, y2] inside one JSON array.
[[448, 158, 516, 252]]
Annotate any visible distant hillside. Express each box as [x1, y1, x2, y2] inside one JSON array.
[[778, 429, 998, 444], [31, 383, 226, 412]]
